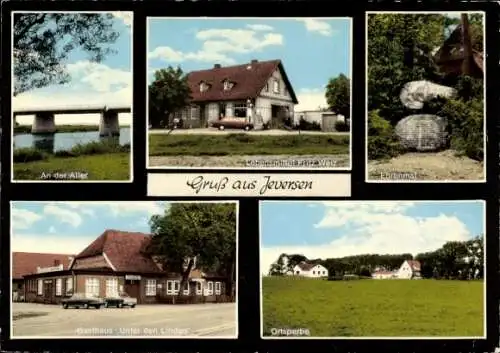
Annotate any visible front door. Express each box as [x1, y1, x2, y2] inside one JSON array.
[[124, 280, 141, 303], [43, 280, 54, 304]]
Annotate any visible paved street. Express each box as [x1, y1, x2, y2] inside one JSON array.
[[149, 128, 349, 136], [12, 302, 237, 338]]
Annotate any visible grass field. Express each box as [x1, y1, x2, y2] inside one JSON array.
[[14, 125, 131, 135], [13, 153, 130, 181], [262, 277, 484, 337], [149, 133, 350, 156]]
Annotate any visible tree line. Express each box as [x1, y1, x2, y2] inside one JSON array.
[[269, 235, 483, 280]]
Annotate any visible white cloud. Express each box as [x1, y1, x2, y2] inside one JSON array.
[[295, 88, 328, 111], [245, 24, 274, 31], [13, 60, 132, 125], [11, 208, 42, 230], [43, 204, 83, 228], [298, 19, 334, 36], [148, 28, 284, 64], [12, 233, 92, 254], [112, 12, 133, 26], [106, 202, 166, 217], [40, 201, 167, 219], [261, 202, 479, 275], [48, 226, 56, 234]]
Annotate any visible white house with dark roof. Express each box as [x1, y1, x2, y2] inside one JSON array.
[[397, 260, 422, 279], [292, 262, 328, 278]]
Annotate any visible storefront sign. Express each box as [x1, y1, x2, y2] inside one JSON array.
[[37, 264, 63, 273], [125, 275, 141, 280]]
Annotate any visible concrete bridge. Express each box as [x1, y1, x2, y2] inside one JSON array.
[[13, 104, 131, 136]]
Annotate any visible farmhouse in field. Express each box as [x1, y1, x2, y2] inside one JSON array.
[[173, 59, 299, 129], [12, 229, 233, 305], [397, 260, 422, 279], [292, 262, 329, 278]]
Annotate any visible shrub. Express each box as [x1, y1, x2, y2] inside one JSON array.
[[367, 110, 402, 160], [294, 117, 321, 131], [13, 148, 47, 163], [334, 120, 349, 132], [70, 140, 129, 156], [439, 97, 483, 161]]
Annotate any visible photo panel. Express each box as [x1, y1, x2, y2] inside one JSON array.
[[260, 200, 486, 339], [9, 201, 238, 339], [146, 17, 352, 171], [11, 11, 134, 183], [365, 11, 486, 183]]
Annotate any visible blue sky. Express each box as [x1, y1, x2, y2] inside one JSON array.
[[260, 201, 485, 274], [11, 201, 169, 254], [148, 18, 351, 111], [13, 12, 133, 126]]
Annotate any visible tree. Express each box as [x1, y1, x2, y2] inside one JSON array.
[[147, 203, 237, 299], [13, 13, 120, 96], [148, 67, 192, 128], [325, 74, 350, 121]]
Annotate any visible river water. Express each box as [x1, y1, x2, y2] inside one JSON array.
[[14, 127, 131, 153]]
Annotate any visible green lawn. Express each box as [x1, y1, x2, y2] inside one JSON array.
[[149, 133, 350, 156], [13, 153, 130, 181], [262, 277, 484, 337]]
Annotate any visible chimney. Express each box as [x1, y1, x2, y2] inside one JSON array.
[[214, 64, 221, 69], [251, 59, 258, 64]]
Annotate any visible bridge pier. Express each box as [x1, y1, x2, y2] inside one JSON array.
[[99, 110, 120, 137], [31, 112, 56, 135]]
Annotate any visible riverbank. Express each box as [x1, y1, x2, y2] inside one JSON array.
[[13, 141, 131, 181], [14, 124, 131, 135]]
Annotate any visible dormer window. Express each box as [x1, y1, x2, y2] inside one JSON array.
[[223, 80, 233, 91], [200, 82, 209, 92]]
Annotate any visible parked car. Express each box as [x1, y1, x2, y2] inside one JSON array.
[[211, 118, 254, 131], [104, 292, 137, 308], [61, 293, 105, 309]]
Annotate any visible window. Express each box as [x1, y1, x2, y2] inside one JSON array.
[[200, 82, 207, 92], [66, 278, 73, 294], [205, 281, 214, 296], [166, 280, 180, 295], [223, 80, 231, 91], [37, 280, 43, 295], [264, 82, 269, 92], [106, 278, 119, 297], [215, 282, 221, 295], [284, 86, 288, 96], [322, 271, 326, 275], [313, 271, 316, 275], [55, 278, 62, 296], [234, 103, 247, 118], [273, 79, 279, 94], [85, 278, 100, 297], [183, 282, 190, 295], [145, 279, 157, 296], [196, 281, 202, 295]]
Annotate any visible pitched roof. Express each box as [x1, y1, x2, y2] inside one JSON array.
[[12, 252, 74, 279], [296, 262, 316, 271], [406, 260, 421, 271], [186, 59, 298, 104], [74, 230, 162, 274], [433, 23, 484, 74]]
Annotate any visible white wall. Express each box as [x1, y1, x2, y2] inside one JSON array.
[[397, 261, 413, 279], [292, 264, 328, 278]]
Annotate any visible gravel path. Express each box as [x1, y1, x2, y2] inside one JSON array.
[[367, 150, 484, 181], [149, 154, 350, 169]]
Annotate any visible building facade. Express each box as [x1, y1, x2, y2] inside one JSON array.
[[292, 262, 329, 278], [16, 230, 234, 305], [173, 59, 299, 129]]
